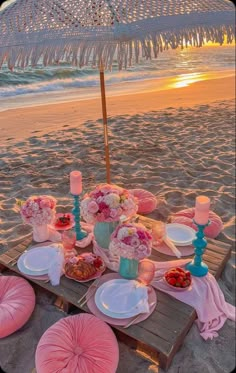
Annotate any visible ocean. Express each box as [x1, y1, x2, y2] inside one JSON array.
[[0, 44, 235, 111]]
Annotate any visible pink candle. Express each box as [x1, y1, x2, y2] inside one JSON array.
[[194, 196, 210, 225], [70, 171, 82, 195]]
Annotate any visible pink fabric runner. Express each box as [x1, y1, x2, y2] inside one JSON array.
[[94, 242, 235, 340], [74, 222, 236, 340]]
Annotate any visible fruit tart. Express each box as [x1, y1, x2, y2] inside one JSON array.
[[55, 214, 71, 227], [64, 253, 105, 282], [164, 267, 192, 290]]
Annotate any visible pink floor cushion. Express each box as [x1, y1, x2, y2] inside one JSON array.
[[0, 276, 35, 338], [129, 188, 157, 214], [172, 208, 223, 238], [35, 313, 119, 373]]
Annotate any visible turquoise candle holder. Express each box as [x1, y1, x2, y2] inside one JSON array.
[[119, 257, 139, 279], [186, 220, 210, 277], [71, 194, 87, 240]]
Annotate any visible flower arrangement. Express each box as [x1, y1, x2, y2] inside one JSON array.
[[109, 222, 152, 260], [81, 184, 138, 224], [18, 195, 57, 226]]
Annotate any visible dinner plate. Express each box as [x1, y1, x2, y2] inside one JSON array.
[[87, 273, 157, 326], [166, 223, 196, 246], [95, 279, 147, 317], [95, 294, 142, 319], [18, 246, 59, 276]]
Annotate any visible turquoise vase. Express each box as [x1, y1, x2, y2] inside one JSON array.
[[119, 256, 139, 279], [94, 221, 119, 249]]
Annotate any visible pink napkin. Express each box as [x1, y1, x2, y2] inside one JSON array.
[[92, 244, 235, 340], [75, 221, 235, 340], [75, 222, 94, 248], [151, 268, 235, 340]]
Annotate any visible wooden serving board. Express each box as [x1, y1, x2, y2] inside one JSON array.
[[0, 217, 231, 371]]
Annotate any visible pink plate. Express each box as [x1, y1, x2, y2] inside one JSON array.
[[163, 276, 192, 291], [52, 213, 75, 231], [65, 269, 105, 283], [65, 253, 106, 283], [87, 273, 157, 326]]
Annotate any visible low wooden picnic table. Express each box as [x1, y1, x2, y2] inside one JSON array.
[[0, 215, 231, 370]]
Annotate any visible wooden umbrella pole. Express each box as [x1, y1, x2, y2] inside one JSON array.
[[99, 63, 111, 184]]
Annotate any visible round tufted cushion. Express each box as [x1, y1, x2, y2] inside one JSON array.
[[0, 276, 35, 338], [35, 313, 119, 373], [129, 189, 157, 215], [172, 208, 223, 238]]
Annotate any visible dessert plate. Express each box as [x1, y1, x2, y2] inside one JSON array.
[[64, 253, 106, 283], [52, 213, 75, 230], [166, 223, 196, 246], [95, 279, 147, 315]]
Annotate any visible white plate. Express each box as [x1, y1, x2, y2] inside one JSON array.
[[166, 223, 196, 246], [18, 246, 59, 276], [95, 279, 145, 315], [95, 281, 144, 319]]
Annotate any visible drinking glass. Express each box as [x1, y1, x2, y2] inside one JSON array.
[[137, 260, 155, 286], [152, 221, 166, 245], [62, 229, 76, 251]]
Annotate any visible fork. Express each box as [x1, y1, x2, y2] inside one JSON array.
[[77, 278, 101, 306], [123, 301, 156, 328]]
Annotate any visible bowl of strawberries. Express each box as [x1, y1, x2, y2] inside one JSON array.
[[164, 267, 192, 291]]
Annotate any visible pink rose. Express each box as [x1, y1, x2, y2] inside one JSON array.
[[137, 230, 146, 240], [110, 208, 119, 219], [123, 236, 133, 245], [98, 202, 108, 211], [88, 201, 99, 214], [130, 236, 140, 248]]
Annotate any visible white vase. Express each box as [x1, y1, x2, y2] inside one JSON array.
[[32, 224, 50, 242]]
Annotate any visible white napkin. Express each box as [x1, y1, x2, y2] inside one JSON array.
[[102, 280, 149, 314], [47, 245, 64, 286]]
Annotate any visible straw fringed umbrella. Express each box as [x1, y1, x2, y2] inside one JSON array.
[[0, 0, 235, 183]]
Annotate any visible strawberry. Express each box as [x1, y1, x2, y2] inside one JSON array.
[[168, 278, 177, 286], [176, 267, 185, 273], [185, 271, 191, 278], [177, 276, 184, 284], [93, 257, 103, 269], [182, 281, 189, 288]]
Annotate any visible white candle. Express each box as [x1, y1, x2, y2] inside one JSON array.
[[194, 196, 210, 225], [70, 171, 82, 195]]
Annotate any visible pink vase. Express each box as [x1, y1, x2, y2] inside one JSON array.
[[32, 224, 50, 242]]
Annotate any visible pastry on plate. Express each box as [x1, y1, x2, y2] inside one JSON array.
[[64, 253, 105, 281]]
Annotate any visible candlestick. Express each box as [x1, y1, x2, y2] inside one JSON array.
[[70, 171, 82, 195], [194, 195, 210, 225], [186, 220, 210, 277], [72, 194, 87, 240]]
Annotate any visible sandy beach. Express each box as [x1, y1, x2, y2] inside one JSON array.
[[0, 74, 235, 373]]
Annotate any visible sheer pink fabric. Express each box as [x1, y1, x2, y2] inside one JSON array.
[[129, 189, 157, 214], [0, 276, 35, 338], [172, 208, 223, 238], [35, 313, 119, 373]]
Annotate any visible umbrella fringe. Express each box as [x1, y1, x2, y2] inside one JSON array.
[[0, 24, 234, 70]]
